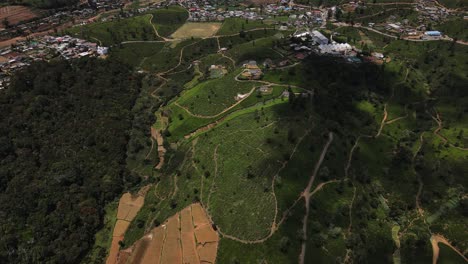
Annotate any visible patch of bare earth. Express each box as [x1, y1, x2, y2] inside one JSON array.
[[106, 189, 148, 264], [0, 6, 38, 28], [151, 127, 166, 170], [116, 203, 219, 264]]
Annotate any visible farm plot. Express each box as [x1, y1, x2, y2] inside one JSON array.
[[67, 14, 160, 45], [115, 203, 219, 264], [217, 18, 273, 36], [106, 191, 146, 264], [175, 70, 255, 116], [187, 103, 310, 241], [0, 6, 38, 28], [171, 22, 222, 39]]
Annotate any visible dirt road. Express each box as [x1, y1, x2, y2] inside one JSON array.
[[299, 132, 334, 264]]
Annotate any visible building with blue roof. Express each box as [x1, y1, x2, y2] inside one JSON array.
[[424, 31, 442, 37]]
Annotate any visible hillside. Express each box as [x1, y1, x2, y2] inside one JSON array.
[[0, 58, 141, 263], [0, 2, 467, 264]]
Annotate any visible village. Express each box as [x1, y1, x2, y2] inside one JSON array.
[[0, 0, 465, 90], [0, 35, 108, 89], [1, 0, 463, 46]]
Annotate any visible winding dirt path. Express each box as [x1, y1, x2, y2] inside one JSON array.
[[430, 110, 468, 150], [376, 104, 388, 137], [174, 86, 256, 119], [206, 144, 220, 211], [148, 14, 172, 42], [216, 129, 312, 244], [413, 132, 425, 216], [386, 105, 408, 124], [144, 138, 155, 160], [299, 132, 334, 264], [431, 234, 468, 264]]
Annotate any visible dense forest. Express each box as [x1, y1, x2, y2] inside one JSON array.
[[0, 58, 141, 263]]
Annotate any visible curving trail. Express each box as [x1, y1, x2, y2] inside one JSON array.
[[386, 105, 408, 124], [206, 144, 220, 211], [216, 129, 311, 244], [299, 132, 334, 264], [376, 104, 388, 137], [430, 110, 468, 150], [148, 14, 172, 42], [431, 234, 468, 264], [144, 137, 155, 160], [173, 86, 256, 119], [413, 132, 425, 216]]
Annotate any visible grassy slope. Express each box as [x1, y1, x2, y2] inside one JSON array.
[[113, 21, 468, 264], [435, 19, 468, 42], [217, 18, 273, 36], [67, 14, 160, 46], [151, 6, 189, 37]]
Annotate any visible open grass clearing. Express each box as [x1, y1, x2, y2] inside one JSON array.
[[171, 22, 222, 39], [217, 18, 274, 36]]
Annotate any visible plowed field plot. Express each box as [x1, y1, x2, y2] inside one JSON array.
[[107, 192, 146, 264], [115, 203, 219, 263], [0, 6, 38, 28], [117, 193, 145, 221]]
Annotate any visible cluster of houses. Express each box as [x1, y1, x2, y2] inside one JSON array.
[[0, 35, 108, 89], [88, 0, 124, 11], [178, 0, 326, 24], [239, 60, 263, 80], [415, 0, 451, 23], [290, 29, 386, 63], [0, 9, 97, 42], [209, 64, 227, 78], [359, 0, 452, 39]]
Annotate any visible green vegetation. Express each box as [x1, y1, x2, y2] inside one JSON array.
[[176, 70, 253, 116], [437, 0, 467, 8], [436, 18, 468, 42], [151, 6, 189, 37], [0, 58, 141, 263], [217, 18, 273, 35], [111, 42, 166, 67], [67, 14, 160, 46], [82, 201, 118, 263], [2, 5, 468, 262]]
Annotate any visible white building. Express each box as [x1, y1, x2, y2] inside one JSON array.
[[318, 43, 352, 54], [311, 30, 329, 45]]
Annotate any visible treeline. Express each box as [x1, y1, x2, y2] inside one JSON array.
[[0, 58, 141, 263]]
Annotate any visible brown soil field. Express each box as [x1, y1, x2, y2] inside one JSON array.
[[160, 215, 182, 263], [138, 228, 165, 264], [0, 6, 38, 28], [107, 236, 123, 264], [182, 233, 200, 264], [192, 203, 210, 227], [194, 225, 218, 244], [113, 220, 131, 237], [116, 203, 219, 264], [180, 206, 194, 233], [107, 189, 148, 264], [117, 193, 145, 221], [197, 242, 218, 263]]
